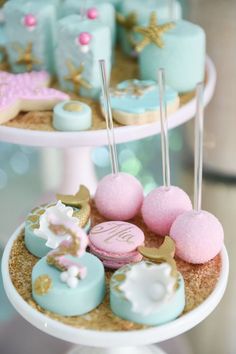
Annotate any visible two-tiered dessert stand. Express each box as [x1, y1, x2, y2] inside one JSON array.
[[1, 56, 227, 354]]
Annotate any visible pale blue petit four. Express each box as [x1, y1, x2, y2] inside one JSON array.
[[118, 0, 182, 56], [101, 79, 179, 125], [138, 19, 206, 93], [62, 0, 116, 47], [53, 100, 92, 131], [25, 202, 91, 258], [3, 0, 57, 74], [56, 15, 111, 99], [110, 261, 185, 325], [32, 252, 106, 316]]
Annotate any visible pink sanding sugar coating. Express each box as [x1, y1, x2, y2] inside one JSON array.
[[95, 173, 144, 220], [170, 210, 224, 264], [142, 185, 192, 236]]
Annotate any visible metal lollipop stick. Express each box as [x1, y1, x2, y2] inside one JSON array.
[[194, 82, 204, 212], [99, 59, 119, 175], [158, 68, 171, 189]]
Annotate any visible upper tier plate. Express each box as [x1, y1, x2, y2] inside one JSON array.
[[2, 223, 228, 348], [0, 56, 216, 148]]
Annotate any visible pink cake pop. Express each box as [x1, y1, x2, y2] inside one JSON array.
[[95, 60, 144, 221], [170, 83, 224, 264], [142, 69, 192, 236]]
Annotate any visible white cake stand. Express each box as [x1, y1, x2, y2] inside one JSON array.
[[2, 224, 229, 354], [0, 57, 216, 194]]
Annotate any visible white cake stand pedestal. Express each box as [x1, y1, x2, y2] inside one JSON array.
[[0, 57, 216, 194], [1, 224, 229, 354]]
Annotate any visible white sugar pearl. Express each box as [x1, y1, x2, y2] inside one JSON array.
[[80, 45, 89, 53], [60, 272, 68, 282], [68, 266, 79, 277], [149, 283, 165, 301], [67, 277, 79, 289]]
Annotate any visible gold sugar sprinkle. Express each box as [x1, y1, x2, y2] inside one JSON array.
[[34, 275, 52, 296], [8, 201, 221, 332]]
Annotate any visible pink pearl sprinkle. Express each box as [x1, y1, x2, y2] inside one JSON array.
[[23, 14, 37, 28], [87, 7, 98, 20], [78, 32, 92, 46]]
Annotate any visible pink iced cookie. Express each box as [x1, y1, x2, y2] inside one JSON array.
[[89, 221, 145, 269], [0, 71, 69, 124], [95, 173, 144, 221], [142, 186, 192, 236], [170, 210, 224, 264]]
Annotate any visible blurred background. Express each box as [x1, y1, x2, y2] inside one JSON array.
[[0, 0, 235, 353]]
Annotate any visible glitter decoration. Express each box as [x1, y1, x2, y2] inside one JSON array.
[[134, 12, 175, 52], [33, 275, 52, 296]]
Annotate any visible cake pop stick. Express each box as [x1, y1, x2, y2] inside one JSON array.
[[141, 68, 192, 236], [99, 59, 119, 175], [158, 68, 171, 190], [170, 82, 224, 264], [95, 60, 144, 221], [194, 82, 204, 212]]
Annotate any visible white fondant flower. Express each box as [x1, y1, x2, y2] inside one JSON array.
[[34, 201, 79, 249], [60, 265, 87, 288], [119, 262, 176, 316]]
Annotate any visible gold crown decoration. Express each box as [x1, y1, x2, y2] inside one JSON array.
[[134, 12, 175, 52]]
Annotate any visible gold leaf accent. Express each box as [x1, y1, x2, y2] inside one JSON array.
[[113, 274, 126, 283], [34, 275, 52, 296], [27, 215, 39, 223]]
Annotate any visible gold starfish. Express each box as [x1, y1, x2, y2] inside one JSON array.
[[116, 12, 138, 31], [134, 12, 175, 52], [64, 60, 92, 94], [138, 236, 178, 279], [12, 42, 41, 71], [110, 80, 155, 98]]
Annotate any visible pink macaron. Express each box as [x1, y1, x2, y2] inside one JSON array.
[[89, 221, 145, 269]]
